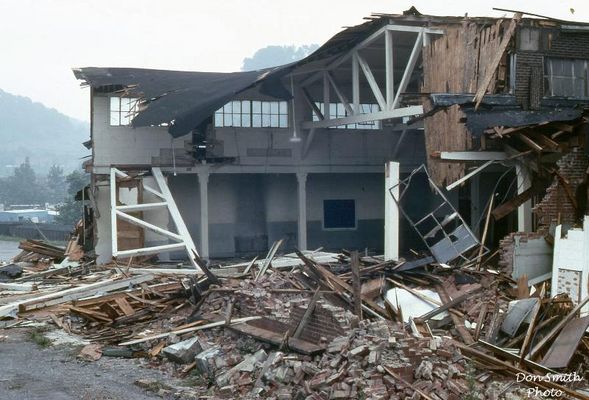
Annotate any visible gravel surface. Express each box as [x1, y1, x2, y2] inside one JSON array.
[[0, 328, 179, 400]]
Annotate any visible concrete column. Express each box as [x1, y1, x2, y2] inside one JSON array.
[[384, 162, 399, 261], [516, 163, 532, 232], [297, 172, 308, 250], [198, 171, 210, 259]]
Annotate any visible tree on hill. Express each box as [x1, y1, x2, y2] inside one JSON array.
[[45, 164, 67, 204], [241, 44, 319, 71], [55, 170, 89, 226], [0, 158, 43, 206]]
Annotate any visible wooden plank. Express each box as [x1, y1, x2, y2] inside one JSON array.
[[118, 316, 261, 346], [541, 316, 589, 368], [228, 321, 324, 355], [437, 286, 474, 344], [350, 252, 363, 319], [296, 250, 389, 319], [382, 366, 435, 400], [2, 274, 155, 316], [292, 287, 321, 339], [114, 297, 135, 317], [528, 295, 589, 358], [414, 289, 480, 324]]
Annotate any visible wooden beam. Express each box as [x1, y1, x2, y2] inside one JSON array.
[[351, 252, 363, 319], [301, 106, 423, 129], [118, 316, 261, 346], [325, 72, 353, 115], [392, 30, 423, 109], [446, 160, 494, 191], [292, 287, 321, 338], [115, 210, 183, 242], [356, 52, 387, 110], [385, 29, 394, 110]]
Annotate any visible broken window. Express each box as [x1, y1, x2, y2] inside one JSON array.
[[312, 102, 381, 129], [323, 199, 356, 229], [544, 58, 589, 98], [214, 100, 288, 128], [110, 97, 140, 126]]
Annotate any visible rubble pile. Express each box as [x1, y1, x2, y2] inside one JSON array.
[[1, 238, 588, 399]]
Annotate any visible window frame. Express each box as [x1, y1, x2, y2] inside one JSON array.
[[109, 96, 141, 127], [544, 57, 589, 98], [215, 100, 288, 129], [322, 199, 357, 231]]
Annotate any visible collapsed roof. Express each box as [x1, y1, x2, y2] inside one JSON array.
[[73, 16, 393, 137]]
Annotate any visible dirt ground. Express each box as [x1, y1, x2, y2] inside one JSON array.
[[0, 328, 185, 400]]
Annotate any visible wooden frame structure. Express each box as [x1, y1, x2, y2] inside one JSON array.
[[110, 167, 202, 271]]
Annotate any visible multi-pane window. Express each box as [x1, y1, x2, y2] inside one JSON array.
[[215, 100, 288, 128], [544, 58, 589, 98], [110, 97, 140, 126], [312, 103, 381, 129]]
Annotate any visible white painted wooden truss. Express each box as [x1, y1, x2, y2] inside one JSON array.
[[110, 167, 202, 272], [300, 24, 443, 130]]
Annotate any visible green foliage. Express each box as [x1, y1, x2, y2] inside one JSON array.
[[464, 362, 480, 400], [28, 327, 51, 347], [0, 158, 43, 205], [241, 44, 319, 71], [55, 170, 89, 226], [45, 164, 66, 203]]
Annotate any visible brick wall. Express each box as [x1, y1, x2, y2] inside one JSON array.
[[515, 29, 589, 109], [288, 299, 358, 345], [533, 147, 588, 230]]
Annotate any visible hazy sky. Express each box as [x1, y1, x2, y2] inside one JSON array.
[[1, 0, 588, 122]]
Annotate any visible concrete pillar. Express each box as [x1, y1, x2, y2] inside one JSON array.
[[516, 163, 532, 232], [198, 170, 210, 259], [297, 172, 308, 250], [384, 162, 399, 261]]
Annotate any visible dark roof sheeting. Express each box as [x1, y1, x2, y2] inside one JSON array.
[[73, 18, 388, 137]]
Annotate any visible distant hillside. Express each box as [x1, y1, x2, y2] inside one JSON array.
[[0, 89, 89, 177]]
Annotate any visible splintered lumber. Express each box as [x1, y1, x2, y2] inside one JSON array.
[[528, 295, 589, 359], [295, 250, 389, 319], [228, 320, 324, 355], [383, 366, 435, 400], [255, 239, 283, 281], [18, 239, 66, 259], [191, 250, 219, 284], [0, 274, 155, 318], [118, 316, 261, 346], [413, 289, 480, 324], [492, 185, 535, 220], [114, 297, 135, 316], [472, 13, 521, 109], [455, 341, 586, 400], [437, 286, 474, 344], [292, 287, 321, 339]]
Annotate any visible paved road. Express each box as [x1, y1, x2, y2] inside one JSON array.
[[0, 240, 20, 263], [0, 329, 172, 400]]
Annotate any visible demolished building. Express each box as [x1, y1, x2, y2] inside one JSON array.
[[1, 7, 577, 398], [73, 8, 589, 273]]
